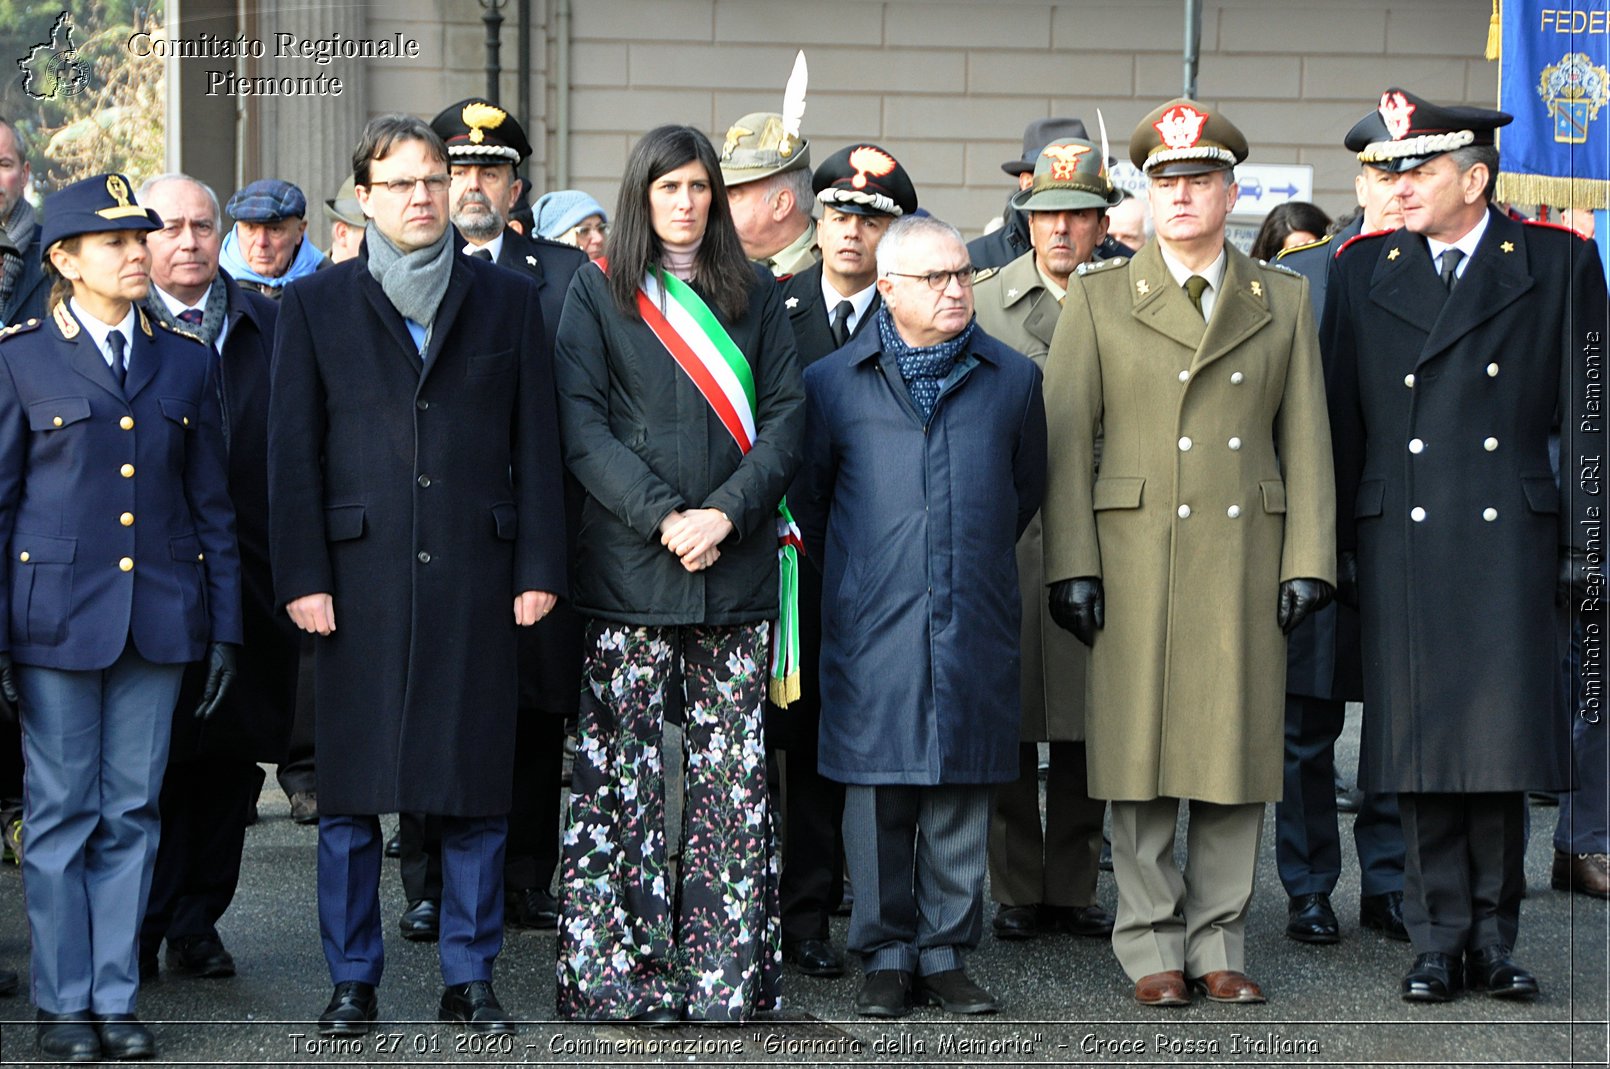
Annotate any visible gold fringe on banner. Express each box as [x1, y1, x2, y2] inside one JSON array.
[[1485, 0, 1501, 61], [1498, 172, 1610, 211]]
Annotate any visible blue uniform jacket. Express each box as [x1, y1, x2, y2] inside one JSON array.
[[0, 302, 242, 670]]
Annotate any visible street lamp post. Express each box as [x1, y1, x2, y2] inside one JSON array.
[[479, 0, 507, 101]]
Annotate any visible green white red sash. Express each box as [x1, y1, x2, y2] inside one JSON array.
[[604, 261, 803, 706]]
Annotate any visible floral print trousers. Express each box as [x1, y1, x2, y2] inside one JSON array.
[[556, 620, 783, 1021]]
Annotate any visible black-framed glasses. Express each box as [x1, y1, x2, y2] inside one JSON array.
[[885, 267, 974, 291], [371, 174, 451, 196]]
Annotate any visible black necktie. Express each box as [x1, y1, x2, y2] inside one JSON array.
[[471, 248, 493, 261], [107, 331, 127, 391], [177, 308, 204, 326], [1439, 248, 1464, 292], [830, 300, 854, 348], [1184, 275, 1209, 319]]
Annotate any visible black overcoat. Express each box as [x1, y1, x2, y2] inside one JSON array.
[[268, 250, 568, 816], [1323, 208, 1605, 793], [167, 278, 299, 763]]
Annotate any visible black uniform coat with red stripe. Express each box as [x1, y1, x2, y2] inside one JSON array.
[[1322, 207, 1605, 793], [268, 250, 568, 816]]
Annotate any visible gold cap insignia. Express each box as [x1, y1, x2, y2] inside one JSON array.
[[462, 101, 507, 146], [1042, 142, 1092, 180], [96, 174, 149, 221], [722, 124, 753, 160]]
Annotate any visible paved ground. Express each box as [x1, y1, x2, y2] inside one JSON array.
[[0, 709, 1603, 1067]]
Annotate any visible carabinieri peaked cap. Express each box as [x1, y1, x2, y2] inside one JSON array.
[[430, 97, 533, 166], [40, 172, 162, 257], [1129, 98, 1249, 177], [1345, 88, 1512, 173], [812, 144, 917, 217]]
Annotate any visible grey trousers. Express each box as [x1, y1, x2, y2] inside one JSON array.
[[842, 783, 992, 976], [1109, 797, 1263, 981]]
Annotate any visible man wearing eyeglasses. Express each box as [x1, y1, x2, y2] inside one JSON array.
[[795, 213, 1047, 1020], [1041, 100, 1335, 1008], [268, 114, 568, 1037]]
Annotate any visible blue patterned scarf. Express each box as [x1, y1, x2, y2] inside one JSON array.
[[876, 307, 977, 422]]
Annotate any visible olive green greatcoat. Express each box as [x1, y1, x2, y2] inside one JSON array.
[[973, 251, 1087, 742], [1041, 241, 1336, 805]]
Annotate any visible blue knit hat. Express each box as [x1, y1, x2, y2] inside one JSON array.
[[533, 190, 607, 242]]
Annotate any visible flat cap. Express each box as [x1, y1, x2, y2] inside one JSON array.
[[812, 144, 917, 217], [227, 178, 307, 222], [1346, 88, 1511, 173], [430, 98, 532, 167], [1130, 99, 1248, 177]]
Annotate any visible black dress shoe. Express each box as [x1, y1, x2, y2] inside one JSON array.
[[166, 934, 236, 978], [399, 899, 440, 942], [439, 980, 517, 1033], [991, 904, 1041, 940], [782, 937, 843, 977], [855, 970, 912, 1017], [1359, 891, 1410, 941], [1465, 945, 1540, 1000], [97, 1014, 156, 1060], [37, 1010, 100, 1061], [1044, 903, 1116, 937], [917, 968, 1000, 1014], [1285, 892, 1340, 944], [506, 886, 560, 930], [384, 832, 402, 858], [319, 981, 378, 1036], [1401, 952, 1462, 1002]]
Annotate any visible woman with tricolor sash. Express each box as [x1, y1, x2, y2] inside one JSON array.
[[551, 125, 805, 1022]]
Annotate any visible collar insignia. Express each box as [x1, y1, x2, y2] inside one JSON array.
[[52, 301, 79, 339], [1155, 104, 1208, 150], [1250, 280, 1263, 297], [1136, 278, 1151, 295], [525, 255, 537, 265], [785, 296, 799, 309], [138, 308, 152, 337], [1387, 247, 1400, 260], [1501, 240, 1514, 253]]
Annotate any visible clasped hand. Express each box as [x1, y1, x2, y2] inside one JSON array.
[[660, 508, 732, 572]]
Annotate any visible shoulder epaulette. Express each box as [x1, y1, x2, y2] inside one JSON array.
[[1076, 256, 1128, 276], [0, 317, 41, 343], [1255, 258, 1303, 278], [1275, 234, 1331, 259], [1336, 229, 1393, 256], [972, 266, 1001, 284], [1524, 219, 1583, 238], [157, 319, 207, 346]]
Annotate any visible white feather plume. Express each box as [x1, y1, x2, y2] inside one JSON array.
[[781, 51, 808, 148], [1097, 108, 1110, 176]]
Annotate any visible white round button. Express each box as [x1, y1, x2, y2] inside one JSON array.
[[1483, 507, 1498, 521], [1404, 374, 1415, 388], [1227, 505, 1241, 519], [1484, 437, 1498, 452], [1411, 506, 1427, 522], [1177, 504, 1192, 519], [1409, 438, 1424, 454], [1230, 371, 1245, 385], [1178, 370, 1190, 383], [1228, 437, 1242, 451], [1487, 363, 1499, 377], [1179, 436, 1193, 451]]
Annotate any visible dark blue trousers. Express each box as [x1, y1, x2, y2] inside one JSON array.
[[1276, 694, 1405, 898], [319, 812, 507, 987]]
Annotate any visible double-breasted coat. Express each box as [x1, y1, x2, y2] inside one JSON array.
[[1322, 208, 1604, 793], [795, 322, 1047, 786], [268, 250, 568, 816], [974, 251, 1088, 741], [1041, 241, 1336, 805], [0, 303, 242, 668]]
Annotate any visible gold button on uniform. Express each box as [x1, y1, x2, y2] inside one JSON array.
[[1483, 508, 1498, 522], [1409, 438, 1424, 454], [120, 463, 134, 478], [18, 551, 28, 563], [120, 512, 134, 527], [182, 417, 190, 426], [51, 416, 62, 427], [1484, 437, 1498, 452], [118, 557, 133, 572], [119, 416, 134, 430], [197, 553, 204, 561], [1404, 374, 1415, 388]]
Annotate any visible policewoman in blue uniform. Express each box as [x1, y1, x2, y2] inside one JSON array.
[[0, 174, 241, 1061]]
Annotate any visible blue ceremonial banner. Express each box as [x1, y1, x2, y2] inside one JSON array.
[[1498, 1, 1610, 208]]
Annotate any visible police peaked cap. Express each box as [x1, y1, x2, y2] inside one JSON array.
[[40, 173, 162, 258]]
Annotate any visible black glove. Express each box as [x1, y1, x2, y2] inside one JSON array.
[[1335, 550, 1359, 609], [1559, 548, 1597, 606], [0, 652, 16, 726], [1049, 577, 1104, 648], [194, 643, 239, 721], [1278, 578, 1334, 636]]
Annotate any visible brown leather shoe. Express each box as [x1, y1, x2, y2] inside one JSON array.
[[1190, 970, 1266, 1003], [1552, 849, 1610, 899], [1133, 970, 1190, 1007]]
